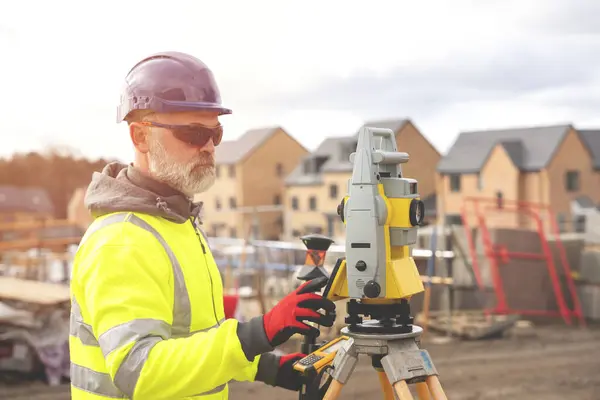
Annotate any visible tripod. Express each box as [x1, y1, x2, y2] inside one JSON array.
[[321, 321, 447, 400]]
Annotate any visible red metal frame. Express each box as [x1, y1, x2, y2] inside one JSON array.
[[460, 196, 586, 327]]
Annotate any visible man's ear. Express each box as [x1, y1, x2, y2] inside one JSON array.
[[129, 123, 150, 153]]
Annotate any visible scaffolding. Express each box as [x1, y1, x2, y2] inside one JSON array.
[[460, 196, 586, 327]]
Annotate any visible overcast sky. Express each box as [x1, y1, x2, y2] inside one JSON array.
[[1, 0, 600, 163]]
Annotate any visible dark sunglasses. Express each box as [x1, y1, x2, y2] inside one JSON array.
[[140, 121, 223, 147]]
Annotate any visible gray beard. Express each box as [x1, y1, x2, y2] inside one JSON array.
[[147, 136, 216, 197]]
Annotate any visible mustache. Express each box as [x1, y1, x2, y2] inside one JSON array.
[[193, 153, 215, 167]]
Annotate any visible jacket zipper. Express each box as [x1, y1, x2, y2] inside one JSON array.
[[191, 218, 220, 326]]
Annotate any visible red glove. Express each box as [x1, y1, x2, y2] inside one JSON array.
[[274, 352, 306, 391], [263, 276, 335, 347]]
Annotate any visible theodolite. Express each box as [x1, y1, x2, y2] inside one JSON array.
[[294, 126, 447, 400], [324, 126, 425, 333]]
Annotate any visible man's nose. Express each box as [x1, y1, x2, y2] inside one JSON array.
[[199, 137, 215, 153]]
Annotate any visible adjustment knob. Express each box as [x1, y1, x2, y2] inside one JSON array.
[[355, 260, 367, 271], [363, 281, 381, 298]]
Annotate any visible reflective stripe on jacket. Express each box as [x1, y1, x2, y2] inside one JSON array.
[[69, 211, 261, 399]]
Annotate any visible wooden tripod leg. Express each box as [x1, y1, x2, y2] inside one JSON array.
[[323, 379, 344, 400], [415, 382, 431, 400], [426, 376, 448, 400], [376, 371, 395, 400], [393, 381, 414, 400]]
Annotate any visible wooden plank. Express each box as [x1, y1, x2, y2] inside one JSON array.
[[1, 252, 73, 268], [0, 219, 77, 232], [0, 236, 81, 251], [420, 275, 453, 285], [0, 277, 70, 305], [416, 310, 519, 340]]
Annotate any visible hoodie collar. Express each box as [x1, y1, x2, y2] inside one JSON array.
[[84, 162, 203, 224]]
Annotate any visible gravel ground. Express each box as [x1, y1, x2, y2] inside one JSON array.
[[1, 322, 599, 399]]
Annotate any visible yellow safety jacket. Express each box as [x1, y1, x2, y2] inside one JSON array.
[[69, 163, 279, 400]]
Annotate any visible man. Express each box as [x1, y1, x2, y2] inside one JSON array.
[[69, 51, 336, 399]]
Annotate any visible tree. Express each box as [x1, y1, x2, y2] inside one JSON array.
[[0, 148, 116, 219]]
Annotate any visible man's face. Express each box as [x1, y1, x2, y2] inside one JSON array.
[[144, 111, 220, 197]]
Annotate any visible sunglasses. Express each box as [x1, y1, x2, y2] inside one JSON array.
[[140, 121, 223, 147]]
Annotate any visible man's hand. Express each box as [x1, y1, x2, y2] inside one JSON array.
[[263, 276, 335, 347], [274, 352, 306, 391]]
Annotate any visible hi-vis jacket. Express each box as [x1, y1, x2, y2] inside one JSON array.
[[69, 163, 279, 399]]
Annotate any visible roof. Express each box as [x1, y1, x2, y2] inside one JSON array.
[[437, 124, 573, 174], [285, 118, 411, 185], [0, 186, 54, 214], [578, 130, 600, 169], [573, 195, 595, 209], [215, 127, 280, 165], [285, 136, 355, 186]]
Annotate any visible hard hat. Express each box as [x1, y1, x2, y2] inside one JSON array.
[[117, 51, 232, 123]]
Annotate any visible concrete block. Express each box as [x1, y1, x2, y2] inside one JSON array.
[[579, 251, 600, 284], [577, 283, 600, 321]]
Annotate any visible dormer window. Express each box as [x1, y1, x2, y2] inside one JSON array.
[[303, 159, 315, 174], [314, 156, 328, 171], [303, 156, 329, 174]]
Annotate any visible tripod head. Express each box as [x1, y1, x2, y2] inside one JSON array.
[[322, 126, 426, 334]]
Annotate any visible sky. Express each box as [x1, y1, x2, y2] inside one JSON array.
[[1, 0, 600, 163]]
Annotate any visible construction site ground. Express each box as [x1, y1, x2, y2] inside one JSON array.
[[1, 322, 599, 399]]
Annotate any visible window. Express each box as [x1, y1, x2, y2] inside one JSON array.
[[229, 227, 237, 238], [229, 197, 237, 209], [273, 194, 281, 205], [303, 156, 329, 174], [276, 163, 284, 177], [291, 196, 299, 210], [450, 174, 461, 192], [565, 170, 580, 192], [309, 196, 317, 211], [477, 174, 484, 191], [574, 215, 586, 233], [228, 165, 236, 178], [292, 229, 301, 237], [329, 184, 338, 199], [496, 191, 503, 209], [326, 215, 335, 238], [557, 213, 567, 233], [215, 198, 221, 210]]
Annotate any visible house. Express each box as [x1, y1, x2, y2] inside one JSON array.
[[0, 186, 84, 251], [195, 126, 309, 240], [436, 124, 600, 232], [0, 186, 54, 223], [67, 187, 93, 230], [283, 119, 441, 242]]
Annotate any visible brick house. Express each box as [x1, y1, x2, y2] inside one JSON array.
[[195, 126, 308, 240], [436, 124, 600, 232], [283, 119, 441, 242]]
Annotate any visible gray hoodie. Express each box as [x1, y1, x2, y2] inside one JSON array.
[[84, 161, 202, 224]]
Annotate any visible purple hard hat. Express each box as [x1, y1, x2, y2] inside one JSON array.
[[116, 51, 232, 123]]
